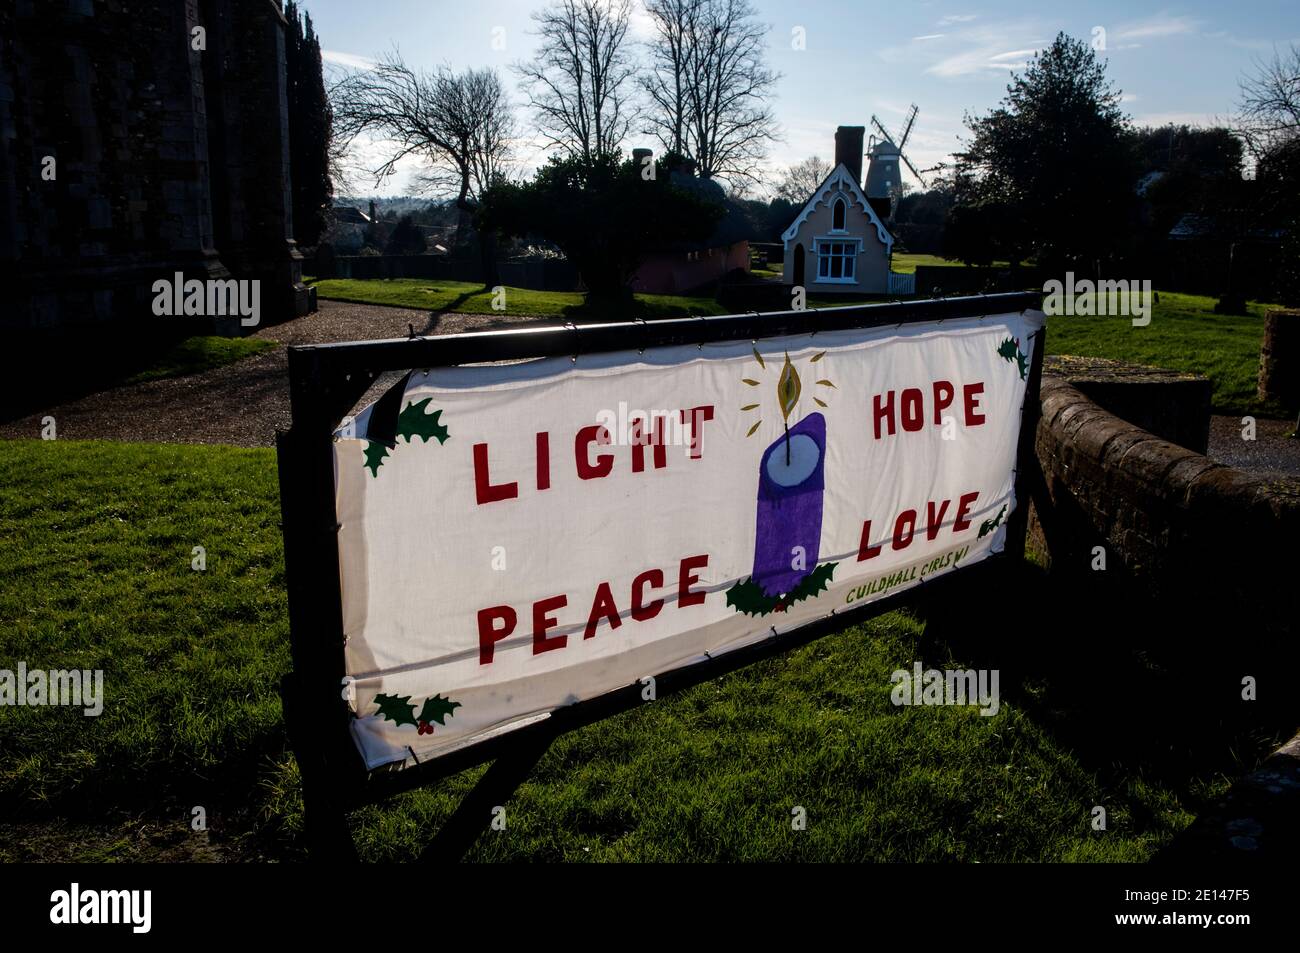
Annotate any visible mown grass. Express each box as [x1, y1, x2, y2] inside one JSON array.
[[122, 336, 276, 385], [2, 439, 1276, 861], [1044, 290, 1284, 416], [309, 278, 730, 321]]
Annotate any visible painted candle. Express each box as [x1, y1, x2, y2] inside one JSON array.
[[751, 412, 826, 598]]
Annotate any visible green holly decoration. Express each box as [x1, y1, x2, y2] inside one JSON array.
[[361, 399, 449, 477], [397, 398, 449, 444], [417, 693, 461, 726], [373, 691, 462, 737], [373, 692, 418, 728], [726, 562, 838, 617], [997, 337, 1029, 380], [363, 441, 390, 477], [978, 504, 1008, 539]]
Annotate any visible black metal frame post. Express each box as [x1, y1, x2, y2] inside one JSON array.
[[274, 293, 1044, 861]]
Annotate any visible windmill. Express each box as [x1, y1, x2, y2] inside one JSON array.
[[865, 105, 931, 221]]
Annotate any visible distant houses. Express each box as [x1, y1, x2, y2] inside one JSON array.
[[630, 155, 752, 295]]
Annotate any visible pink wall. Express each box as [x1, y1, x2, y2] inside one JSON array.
[[631, 241, 750, 295]]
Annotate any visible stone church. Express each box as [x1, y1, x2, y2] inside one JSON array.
[[0, 0, 316, 334]]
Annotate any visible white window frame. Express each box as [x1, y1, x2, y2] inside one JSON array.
[[831, 197, 847, 233], [814, 237, 861, 283]]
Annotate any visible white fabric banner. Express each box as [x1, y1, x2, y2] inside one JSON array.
[[333, 310, 1045, 769]]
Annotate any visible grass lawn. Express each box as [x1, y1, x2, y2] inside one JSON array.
[[309, 278, 730, 320], [1044, 291, 1284, 416], [122, 336, 276, 385], [3, 438, 1278, 861], [890, 253, 1015, 272]]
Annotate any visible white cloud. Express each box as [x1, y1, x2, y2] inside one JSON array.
[[322, 49, 378, 70], [1114, 14, 1201, 42], [913, 34, 946, 42], [938, 14, 978, 27], [927, 41, 1041, 77]]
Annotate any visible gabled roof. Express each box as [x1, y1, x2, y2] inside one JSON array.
[[331, 205, 371, 225], [781, 163, 893, 249]]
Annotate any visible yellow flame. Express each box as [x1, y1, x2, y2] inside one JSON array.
[[777, 353, 801, 421]]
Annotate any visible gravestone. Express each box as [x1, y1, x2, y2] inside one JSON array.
[[1259, 309, 1300, 410]]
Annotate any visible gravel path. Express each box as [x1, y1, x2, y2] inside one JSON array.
[[0, 302, 562, 448], [9, 306, 1300, 480], [1207, 414, 1300, 482]]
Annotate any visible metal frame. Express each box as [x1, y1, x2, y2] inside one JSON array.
[[275, 292, 1045, 861]]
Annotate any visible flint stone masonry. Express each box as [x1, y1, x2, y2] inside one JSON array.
[[0, 0, 314, 334], [1029, 374, 1299, 634]]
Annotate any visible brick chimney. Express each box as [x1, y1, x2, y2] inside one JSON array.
[[835, 126, 866, 186]]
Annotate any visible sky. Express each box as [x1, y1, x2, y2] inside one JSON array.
[[300, 0, 1300, 197]]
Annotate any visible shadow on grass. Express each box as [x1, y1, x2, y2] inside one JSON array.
[[916, 557, 1296, 836]]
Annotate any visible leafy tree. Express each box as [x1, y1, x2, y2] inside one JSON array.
[[951, 33, 1138, 272], [284, 1, 334, 246], [480, 153, 722, 303], [384, 215, 426, 256]]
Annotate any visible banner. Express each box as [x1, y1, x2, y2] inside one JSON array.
[[333, 310, 1045, 769]]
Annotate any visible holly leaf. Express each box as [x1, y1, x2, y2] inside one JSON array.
[[783, 561, 838, 606], [397, 398, 449, 444], [417, 693, 462, 726], [725, 562, 839, 617], [373, 692, 418, 727], [1015, 349, 1029, 380], [978, 505, 1008, 539], [726, 577, 780, 616], [363, 440, 389, 477]]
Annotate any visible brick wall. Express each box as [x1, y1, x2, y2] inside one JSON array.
[[1030, 375, 1298, 635]]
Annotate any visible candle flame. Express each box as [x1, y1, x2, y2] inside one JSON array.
[[777, 353, 801, 422]]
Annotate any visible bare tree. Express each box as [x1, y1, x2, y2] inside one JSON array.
[[330, 51, 515, 237], [515, 0, 637, 162], [643, 0, 780, 185], [641, 0, 702, 157], [773, 155, 831, 203], [1237, 44, 1300, 160]]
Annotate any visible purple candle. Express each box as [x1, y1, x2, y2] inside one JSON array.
[[751, 412, 826, 598]]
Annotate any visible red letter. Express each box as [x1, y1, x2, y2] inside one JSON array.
[[963, 382, 985, 426], [576, 425, 614, 479], [857, 520, 883, 560], [474, 443, 518, 505], [678, 554, 709, 607], [532, 594, 568, 655], [873, 391, 895, 439], [925, 499, 950, 541], [536, 432, 550, 490], [584, 582, 621, 640], [631, 569, 665, 621], [478, 605, 516, 664], [892, 509, 917, 550], [680, 405, 715, 459], [901, 388, 924, 432], [631, 415, 668, 472], [933, 380, 954, 425], [954, 491, 980, 532]]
